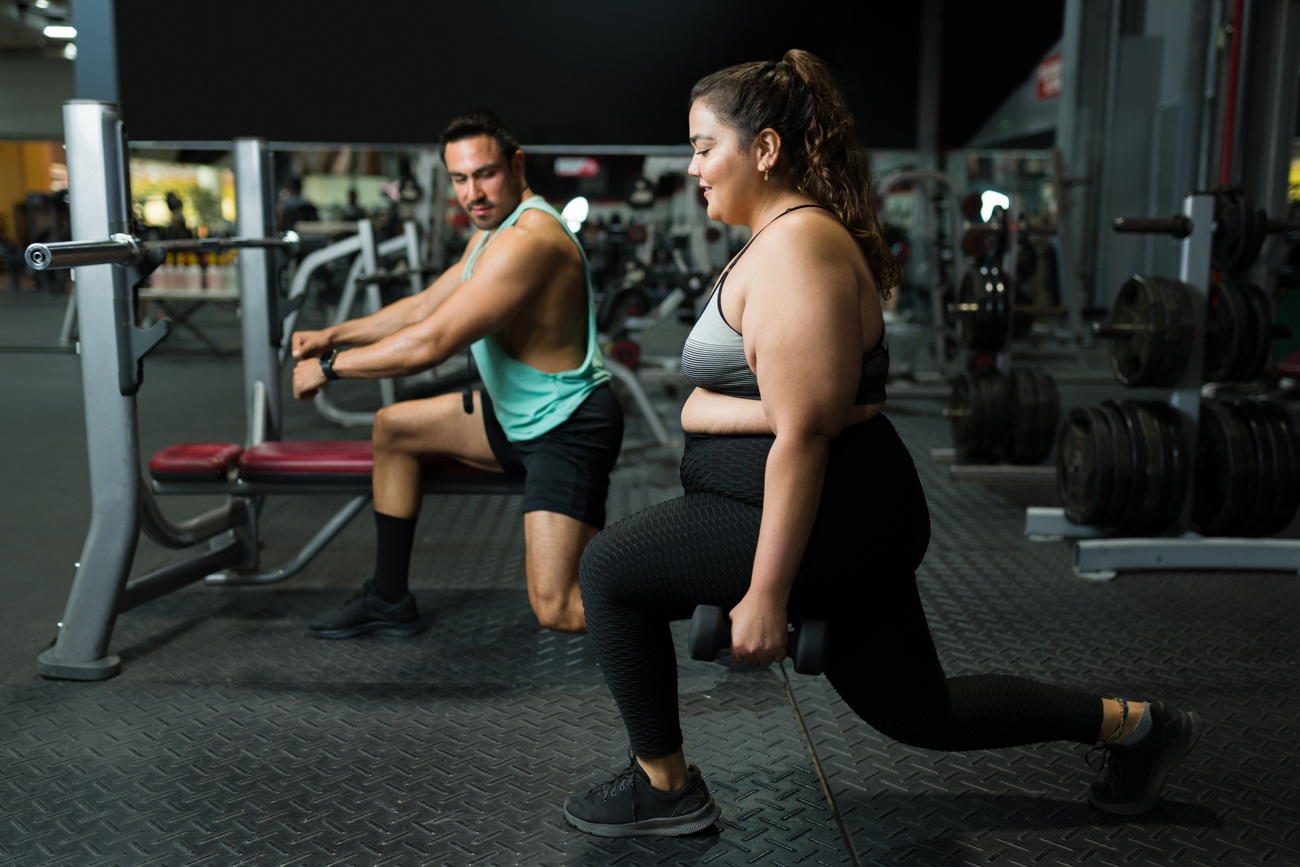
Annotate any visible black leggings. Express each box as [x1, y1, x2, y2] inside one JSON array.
[[579, 414, 1103, 758]]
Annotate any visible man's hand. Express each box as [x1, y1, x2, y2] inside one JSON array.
[[292, 358, 328, 400], [292, 329, 331, 360]]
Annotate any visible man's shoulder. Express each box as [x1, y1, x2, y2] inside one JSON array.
[[513, 203, 567, 234], [495, 207, 578, 257]]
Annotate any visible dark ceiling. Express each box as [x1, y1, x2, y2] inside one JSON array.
[[110, 0, 1063, 152]]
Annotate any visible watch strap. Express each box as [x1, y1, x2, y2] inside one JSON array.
[[319, 348, 341, 381]]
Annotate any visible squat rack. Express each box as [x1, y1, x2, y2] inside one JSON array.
[[29, 101, 523, 681]]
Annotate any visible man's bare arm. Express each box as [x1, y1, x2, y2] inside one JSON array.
[[295, 225, 560, 387], [291, 233, 480, 358]]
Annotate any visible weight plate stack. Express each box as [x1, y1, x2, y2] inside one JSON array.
[[1094, 400, 1134, 527], [952, 368, 1060, 465], [1193, 399, 1254, 536], [1255, 400, 1300, 535], [1135, 400, 1191, 535], [1007, 367, 1060, 464], [1056, 399, 1188, 534], [1217, 398, 1300, 537]]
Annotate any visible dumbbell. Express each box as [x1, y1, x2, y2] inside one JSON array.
[[686, 604, 829, 676]]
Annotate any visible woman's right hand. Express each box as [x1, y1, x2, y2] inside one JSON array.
[[727, 591, 789, 667], [291, 329, 331, 360]]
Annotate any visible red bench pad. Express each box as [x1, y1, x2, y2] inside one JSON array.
[[149, 442, 243, 481], [238, 440, 501, 483]]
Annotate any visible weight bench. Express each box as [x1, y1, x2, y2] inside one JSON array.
[[148, 439, 525, 585]]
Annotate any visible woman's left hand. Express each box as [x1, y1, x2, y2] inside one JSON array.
[[727, 592, 789, 666]]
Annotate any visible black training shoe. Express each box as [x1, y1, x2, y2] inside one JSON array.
[[1087, 701, 1203, 815], [564, 755, 721, 837], [307, 580, 427, 639]]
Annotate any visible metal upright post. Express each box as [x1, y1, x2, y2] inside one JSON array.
[[233, 138, 282, 444], [37, 101, 138, 681]]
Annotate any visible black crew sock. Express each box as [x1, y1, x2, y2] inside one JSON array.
[[371, 511, 417, 603]]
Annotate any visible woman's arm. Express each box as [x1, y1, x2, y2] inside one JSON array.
[[725, 223, 864, 666]]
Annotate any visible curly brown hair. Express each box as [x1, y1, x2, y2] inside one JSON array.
[[689, 49, 900, 296]]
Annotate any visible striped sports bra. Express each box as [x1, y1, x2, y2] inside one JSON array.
[[681, 205, 888, 403]]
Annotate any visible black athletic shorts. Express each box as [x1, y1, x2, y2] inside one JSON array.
[[480, 384, 624, 529]]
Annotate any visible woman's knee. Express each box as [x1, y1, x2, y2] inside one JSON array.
[[577, 528, 620, 601]]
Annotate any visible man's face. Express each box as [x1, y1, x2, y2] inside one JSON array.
[[444, 135, 525, 231]]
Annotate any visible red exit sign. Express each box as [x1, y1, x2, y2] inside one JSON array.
[[1037, 53, 1063, 100]]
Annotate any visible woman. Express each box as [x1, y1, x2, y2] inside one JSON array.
[[564, 49, 1201, 838]]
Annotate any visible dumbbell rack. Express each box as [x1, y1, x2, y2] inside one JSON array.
[[1024, 191, 1300, 579]]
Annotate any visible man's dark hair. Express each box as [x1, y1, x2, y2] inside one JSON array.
[[438, 109, 520, 166], [285, 176, 304, 195]]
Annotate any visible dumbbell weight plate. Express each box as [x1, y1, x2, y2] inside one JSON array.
[[687, 604, 728, 661], [792, 619, 828, 676]]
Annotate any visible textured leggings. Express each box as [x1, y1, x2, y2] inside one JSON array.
[[579, 414, 1103, 758]]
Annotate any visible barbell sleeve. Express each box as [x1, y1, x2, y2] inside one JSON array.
[[1112, 215, 1193, 238], [25, 233, 140, 270], [25, 232, 329, 272]]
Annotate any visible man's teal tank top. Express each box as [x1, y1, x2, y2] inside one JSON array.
[[461, 195, 610, 441]]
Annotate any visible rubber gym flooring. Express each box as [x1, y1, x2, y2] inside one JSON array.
[[1, 289, 1298, 866]]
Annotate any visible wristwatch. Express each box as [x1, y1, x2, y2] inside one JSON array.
[[319, 348, 342, 381]]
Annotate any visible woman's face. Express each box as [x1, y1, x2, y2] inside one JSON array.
[[688, 100, 757, 226]]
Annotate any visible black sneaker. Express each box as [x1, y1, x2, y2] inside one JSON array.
[[1087, 701, 1203, 815], [564, 755, 721, 837], [307, 581, 426, 639]]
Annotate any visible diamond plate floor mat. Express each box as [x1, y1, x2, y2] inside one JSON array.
[[0, 583, 842, 866], [783, 407, 1300, 866], [3, 400, 1300, 865]]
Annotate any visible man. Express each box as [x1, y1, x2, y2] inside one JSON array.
[[291, 109, 624, 638], [278, 176, 319, 233]]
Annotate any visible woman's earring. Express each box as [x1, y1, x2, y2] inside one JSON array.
[[763, 169, 769, 182]]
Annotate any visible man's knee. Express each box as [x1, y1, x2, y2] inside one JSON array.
[[371, 404, 406, 452], [372, 401, 439, 456]]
